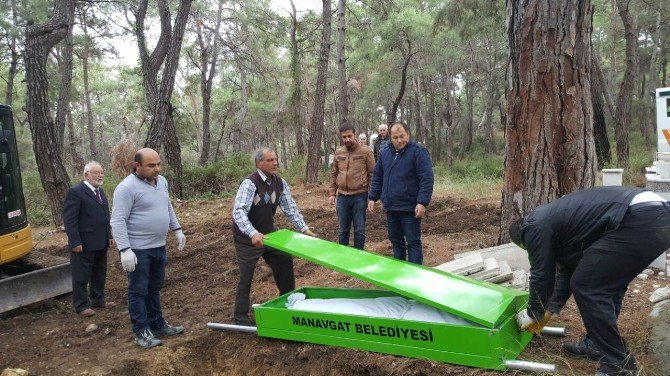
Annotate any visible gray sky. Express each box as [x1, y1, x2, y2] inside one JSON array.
[[111, 0, 321, 67]]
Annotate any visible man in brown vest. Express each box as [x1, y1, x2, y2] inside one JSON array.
[[232, 148, 315, 326]]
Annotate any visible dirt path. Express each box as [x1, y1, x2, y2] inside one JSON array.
[[1, 187, 667, 375]]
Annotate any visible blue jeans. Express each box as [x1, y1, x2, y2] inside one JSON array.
[[336, 193, 368, 249], [386, 210, 423, 264], [127, 246, 167, 334]]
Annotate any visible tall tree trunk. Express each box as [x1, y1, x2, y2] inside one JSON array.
[[80, 13, 98, 161], [592, 51, 616, 124], [5, 0, 19, 105], [459, 75, 474, 158], [289, 0, 305, 155], [386, 36, 414, 124], [613, 0, 638, 168], [305, 0, 332, 183], [481, 44, 497, 154], [645, 2, 664, 146], [231, 54, 248, 153], [336, 0, 348, 125], [195, 1, 223, 165], [138, 0, 192, 198], [500, 0, 596, 243], [591, 55, 611, 168], [55, 14, 73, 154], [24, 0, 74, 226]]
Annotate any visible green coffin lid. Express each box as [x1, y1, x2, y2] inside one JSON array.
[[263, 230, 528, 329]]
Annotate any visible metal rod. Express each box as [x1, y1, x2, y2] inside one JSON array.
[[504, 360, 556, 373], [206, 322, 258, 333], [541, 326, 566, 337]]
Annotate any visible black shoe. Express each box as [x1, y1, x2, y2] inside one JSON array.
[[234, 317, 253, 327], [563, 336, 603, 361], [152, 323, 184, 338], [133, 329, 162, 349]]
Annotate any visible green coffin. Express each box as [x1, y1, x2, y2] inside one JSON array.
[[255, 230, 533, 371]]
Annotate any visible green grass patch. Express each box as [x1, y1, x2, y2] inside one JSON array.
[[433, 155, 504, 200]]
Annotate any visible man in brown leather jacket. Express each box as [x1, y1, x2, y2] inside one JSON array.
[[329, 123, 375, 249]]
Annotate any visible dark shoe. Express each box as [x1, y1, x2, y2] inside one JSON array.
[[133, 329, 162, 349], [563, 337, 603, 361], [79, 308, 96, 317], [234, 316, 253, 327], [152, 323, 184, 338], [92, 301, 117, 309], [594, 368, 637, 376]]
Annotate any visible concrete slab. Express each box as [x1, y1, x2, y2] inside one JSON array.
[[649, 301, 670, 375], [650, 252, 667, 270], [470, 258, 501, 280], [507, 270, 529, 291], [434, 253, 484, 276], [484, 261, 513, 284], [454, 243, 531, 271]]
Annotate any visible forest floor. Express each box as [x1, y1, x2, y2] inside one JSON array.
[[1, 186, 668, 375]]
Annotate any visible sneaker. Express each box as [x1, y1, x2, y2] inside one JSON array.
[[563, 336, 603, 361], [134, 329, 162, 349], [152, 323, 184, 338]]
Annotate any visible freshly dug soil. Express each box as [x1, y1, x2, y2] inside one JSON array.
[[1, 187, 667, 375]]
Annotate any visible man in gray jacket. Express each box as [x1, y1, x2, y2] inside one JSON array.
[[111, 148, 187, 349]]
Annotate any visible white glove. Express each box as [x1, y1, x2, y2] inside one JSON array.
[[515, 309, 534, 329], [515, 309, 552, 334], [120, 249, 137, 272], [175, 229, 186, 251]]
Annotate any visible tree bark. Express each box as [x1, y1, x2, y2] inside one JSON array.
[[24, 0, 74, 226], [459, 74, 474, 158], [5, 0, 19, 105], [55, 13, 73, 154], [590, 55, 611, 168], [336, 0, 348, 125], [194, 1, 223, 165], [137, 0, 192, 198], [386, 35, 414, 124], [289, 0, 305, 156], [613, 0, 637, 168], [305, 0, 332, 183], [645, 2, 664, 146], [500, 0, 596, 243], [231, 51, 248, 153], [80, 12, 98, 161]]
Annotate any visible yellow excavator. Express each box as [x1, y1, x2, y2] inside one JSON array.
[[0, 104, 71, 313]]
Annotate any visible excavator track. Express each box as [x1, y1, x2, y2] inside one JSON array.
[[0, 251, 71, 313]]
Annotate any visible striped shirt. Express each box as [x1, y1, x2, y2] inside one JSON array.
[[232, 169, 308, 238]]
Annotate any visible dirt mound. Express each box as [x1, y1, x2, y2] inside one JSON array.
[[1, 191, 667, 375]]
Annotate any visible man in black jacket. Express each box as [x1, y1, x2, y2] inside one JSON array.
[[63, 161, 116, 317], [509, 186, 670, 376]]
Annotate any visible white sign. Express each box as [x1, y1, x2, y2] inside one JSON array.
[[8, 209, 21, 219]]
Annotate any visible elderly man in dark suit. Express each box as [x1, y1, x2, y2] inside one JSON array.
[[63, 161, 116, 317]]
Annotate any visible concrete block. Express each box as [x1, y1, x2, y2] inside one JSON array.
[[650, 287, 670, 303], [509, 270, 529, 291], [435, 253, 485, 276], [484, 261, 513, 284], [649, 252, 667, 270], [453, 243, 531, 271], [470, 258, 500, 280]]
